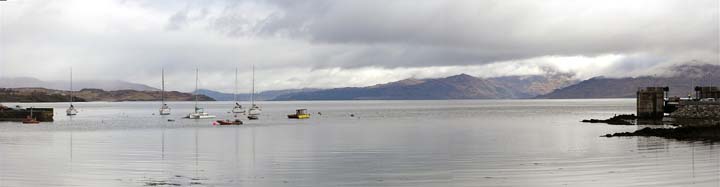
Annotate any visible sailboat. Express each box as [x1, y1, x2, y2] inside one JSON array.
[[231, 68, 245, 115], [185, 68, 216, 119], [159, 68, 171, 115], [247, 65, 261, 120], [66, 68, 78, 116]]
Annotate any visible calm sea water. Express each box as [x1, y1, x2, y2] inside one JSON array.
[[0, 99, 719, 186]]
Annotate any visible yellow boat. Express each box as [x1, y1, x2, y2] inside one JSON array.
[[288, 109, 310, 119]]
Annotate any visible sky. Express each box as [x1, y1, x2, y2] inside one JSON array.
[[0, 0, 718, 92]]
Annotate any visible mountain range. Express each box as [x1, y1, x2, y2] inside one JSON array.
[[537, 64, 720, 99], [2, 64, 718, 101], [196, 88, 322, 101], [271, 73, 577, 100], [0, 77, 159, 91]]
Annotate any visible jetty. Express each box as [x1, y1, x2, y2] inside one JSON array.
[[637, 86, 720, 120], [0, 105, 54, 122]]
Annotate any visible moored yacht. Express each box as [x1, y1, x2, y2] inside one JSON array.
[[185, 68, 216, 119], [231, 68, 246, 115], [186, 107, 215, 119], [247, 65, 261, 120], [66, 68, 78, 116], [159, 68, 171, 115]]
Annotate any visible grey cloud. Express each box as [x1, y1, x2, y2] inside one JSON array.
[[2, 0, 719, 91], [204, 0, 719, 69], [165, 9, 189, 30]]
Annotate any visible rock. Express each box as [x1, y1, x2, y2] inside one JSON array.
[[603, 126, 720, 141], [582, 114, 636, 125]]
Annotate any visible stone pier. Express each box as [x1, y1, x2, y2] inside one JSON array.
[[636, 87, 667, 119], [695, 86, 720, 99]]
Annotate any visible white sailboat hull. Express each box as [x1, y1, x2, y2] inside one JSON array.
[[159, 108, 171, 115], [248, 104, 262, 115], [232, 107, 246, 114], [248, 109, 261, 116], [185, 113, 216, 119], [247, 105, 261, 120], [66, 107, 78, 116]]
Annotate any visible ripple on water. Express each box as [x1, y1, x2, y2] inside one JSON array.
[[0, 100, 719, 186]]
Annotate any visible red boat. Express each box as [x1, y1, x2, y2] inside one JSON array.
[[22, 115, 39, 124], [216, 119, 243, 125], [22, 108, 40, 124]]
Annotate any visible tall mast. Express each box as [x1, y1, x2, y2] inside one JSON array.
[[251, 65, 255, 105], [194, 68, 199, 110], [161, 68, 165, 104], [234, 68, 238, 102], [69, 67, 73, 104]]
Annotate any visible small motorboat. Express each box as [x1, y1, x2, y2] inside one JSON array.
[[288, 109, 310, 119], [216, 119, 243, 125]]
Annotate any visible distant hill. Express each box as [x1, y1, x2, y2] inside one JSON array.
[[0, 88, 213, 102], [488, 73, 578, 98], [272, 73, 576, 100], [537, 64, 720, 99], [196, 88, 322, 101], [0, 77, 159, 91], [0, 88, 86, 102]]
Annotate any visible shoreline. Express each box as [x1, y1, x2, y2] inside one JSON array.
[[603, 125, 720, 141]]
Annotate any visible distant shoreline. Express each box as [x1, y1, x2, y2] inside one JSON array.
[[0, 98, 636, 103], [0, 88, 214, 103]]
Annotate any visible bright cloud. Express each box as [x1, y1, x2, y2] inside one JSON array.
[[0, 0, 717, 92]]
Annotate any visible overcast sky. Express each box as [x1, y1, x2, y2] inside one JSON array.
[[0, 0, 718, 92]]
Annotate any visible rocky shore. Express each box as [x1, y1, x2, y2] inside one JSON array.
[[670, 101, 720, 119], [0, 88, 214, 102], [0, 88, 86, 102], [603, 126, 720, 141], [581, 114, 636, 125]]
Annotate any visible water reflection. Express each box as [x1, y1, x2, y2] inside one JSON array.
[[0, 100, 719, 186]]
